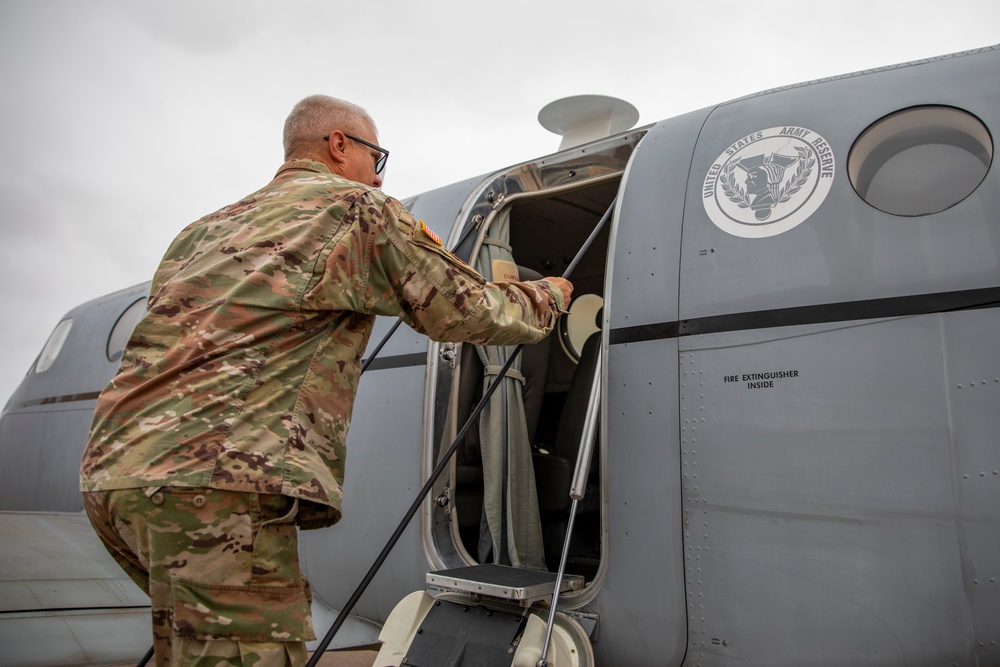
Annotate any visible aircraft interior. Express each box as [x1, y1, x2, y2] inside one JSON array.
[[444, 177, 618, 582]]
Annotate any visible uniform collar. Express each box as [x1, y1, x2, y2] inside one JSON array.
[[274, 158, 333, 178]]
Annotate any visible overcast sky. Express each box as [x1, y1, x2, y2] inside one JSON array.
[[1, 0, 997, 405]]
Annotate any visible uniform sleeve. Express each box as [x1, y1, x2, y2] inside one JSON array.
[[364, 196, 567, 346]]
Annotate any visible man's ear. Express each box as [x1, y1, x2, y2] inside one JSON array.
[[326, 131, 350, 167]]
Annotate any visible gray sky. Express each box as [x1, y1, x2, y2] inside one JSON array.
[[1, 0, 998, 405]]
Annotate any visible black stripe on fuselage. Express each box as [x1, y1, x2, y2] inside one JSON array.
[[18, 391, 103, 408], [0, 605, 150, 615], [20, 288, 996, 408], [16, 353, 428, 409], [610, 286, 1000, 345]]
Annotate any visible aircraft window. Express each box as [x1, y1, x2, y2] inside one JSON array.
[[107, 298, 147, 362], [849, 106, 993, 216], [35, 318, 73, 373]]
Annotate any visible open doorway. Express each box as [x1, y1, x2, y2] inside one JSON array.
[[430, 177, 619, 584], [422, 127, 646, 598]]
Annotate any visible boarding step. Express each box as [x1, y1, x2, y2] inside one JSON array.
[[426, 564, 584, 605]]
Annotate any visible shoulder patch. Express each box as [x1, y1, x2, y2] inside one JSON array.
[[419, 220, 442, 246]]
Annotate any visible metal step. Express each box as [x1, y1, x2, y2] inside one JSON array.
[[426, 564, 584, 605]]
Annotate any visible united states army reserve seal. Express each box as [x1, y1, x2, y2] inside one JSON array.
[[702, 126, 835, 238]]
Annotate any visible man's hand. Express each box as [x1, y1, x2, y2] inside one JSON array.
[[545, 277, 574, 309]]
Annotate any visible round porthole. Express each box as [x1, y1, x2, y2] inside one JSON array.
[[848, 106, 992, 216]]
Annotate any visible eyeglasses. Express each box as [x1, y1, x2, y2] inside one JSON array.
[[323, 133, 389, 175]]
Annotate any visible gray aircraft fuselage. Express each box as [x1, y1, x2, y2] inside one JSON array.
[[1, 45, 998, 666]]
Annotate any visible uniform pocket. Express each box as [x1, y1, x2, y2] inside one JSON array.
[[170, 575, 316, 642]]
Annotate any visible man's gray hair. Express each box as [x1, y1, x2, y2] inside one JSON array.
[[283, 95, 377, 159]]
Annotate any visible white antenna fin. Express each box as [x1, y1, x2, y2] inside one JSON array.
[[538, 95, 639, 151]]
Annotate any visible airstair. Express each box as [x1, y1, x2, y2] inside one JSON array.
[[374, 564, 592, 667]]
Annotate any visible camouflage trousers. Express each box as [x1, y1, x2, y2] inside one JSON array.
[[83, 488, 316, 667]]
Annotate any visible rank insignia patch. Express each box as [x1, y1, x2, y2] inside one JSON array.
[[420, 220, 442, 246]]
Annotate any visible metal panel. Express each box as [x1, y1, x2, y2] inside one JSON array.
[[606, 108, 709, 332], [678, 315, 975, 665], [941, 309, 1000, 663], [594, 108, 707, 666], [593, 337, 686, 667]]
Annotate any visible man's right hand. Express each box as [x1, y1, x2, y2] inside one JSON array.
[[545, 277, 574, 310]]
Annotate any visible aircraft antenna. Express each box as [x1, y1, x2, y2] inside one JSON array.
[[538, 95, 638, 151]]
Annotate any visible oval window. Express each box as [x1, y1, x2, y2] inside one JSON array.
[[849, 106, 993, 216], [36, 318, 73, 373], [107, 298, 147, 362]]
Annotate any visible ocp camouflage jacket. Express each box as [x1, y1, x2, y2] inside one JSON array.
[[80, 159, 566, 529]]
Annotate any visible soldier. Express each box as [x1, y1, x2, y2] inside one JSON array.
[[80, 94, 572, 667]]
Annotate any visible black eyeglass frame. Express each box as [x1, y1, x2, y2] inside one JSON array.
[[323, 132, 389, 175]]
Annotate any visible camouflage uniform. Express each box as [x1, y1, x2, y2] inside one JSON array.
[[83, 488, 310, 666], [80, 159, 567, 665]]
